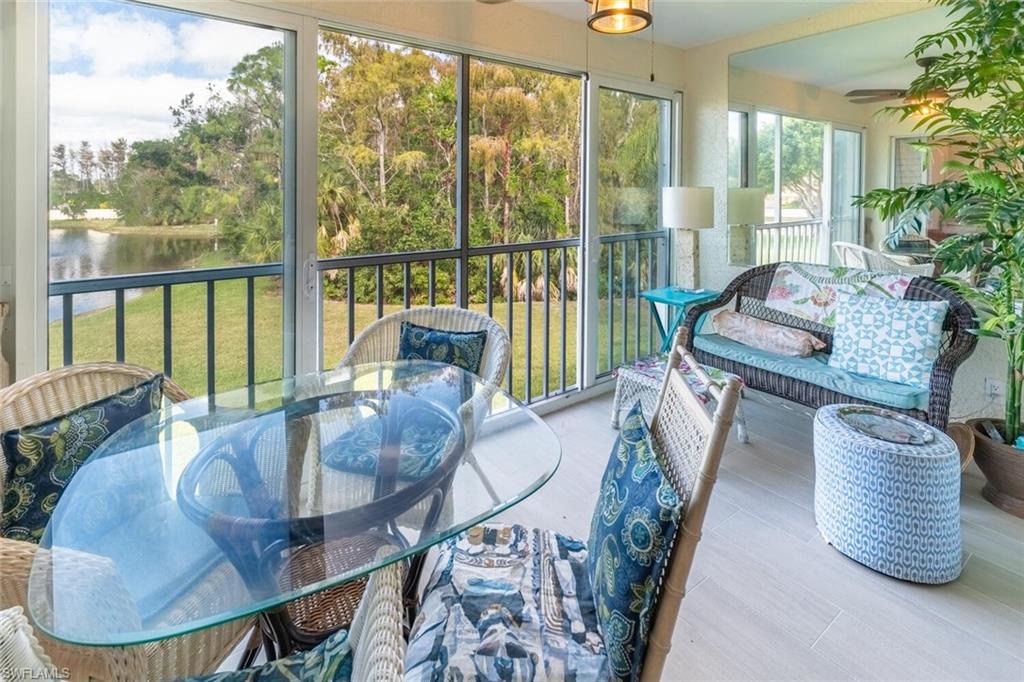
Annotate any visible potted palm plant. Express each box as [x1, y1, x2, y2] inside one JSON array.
[[857, 0, 1023, 516]]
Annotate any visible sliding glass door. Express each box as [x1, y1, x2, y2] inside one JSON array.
[[47, 0, 297, 396], [585, 80, 677, 382], [830, 127, 864, 250]]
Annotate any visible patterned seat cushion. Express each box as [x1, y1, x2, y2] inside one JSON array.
[[321, 412, 454, 481], [614, 354, 741, 406], [1, 376, 164, 543], [405, 523, 609, 681], [397, 321, 488, 375], [177, 627, 352, 682]]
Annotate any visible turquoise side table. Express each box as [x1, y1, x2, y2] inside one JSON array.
[[639, 286, 721, 353]]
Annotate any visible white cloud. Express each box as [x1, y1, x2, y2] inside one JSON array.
[[51, 7, 179, 76], [50, 72, 224, 146], [177, 19, 279, 75]]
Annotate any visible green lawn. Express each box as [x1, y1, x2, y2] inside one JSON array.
[[50, 283, 660, 402]]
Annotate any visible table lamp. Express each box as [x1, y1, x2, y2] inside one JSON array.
[[662, 186, 715, 230], [727, 187, 765, 266]]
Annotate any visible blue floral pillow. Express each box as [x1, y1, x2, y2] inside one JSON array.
[[829, 294, 948, 389], [397, 321, 487, 375], [587, 400, 681, 681], [0, 376, 164, 543]]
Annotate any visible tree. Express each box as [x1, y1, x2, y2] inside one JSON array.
[[757, 117, 824, 220], [77, 141, 96, 191]]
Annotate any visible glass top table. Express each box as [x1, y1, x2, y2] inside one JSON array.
[[28, 361, 560, 649]]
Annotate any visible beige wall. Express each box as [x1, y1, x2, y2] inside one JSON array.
[[729, 66, 871, 129]]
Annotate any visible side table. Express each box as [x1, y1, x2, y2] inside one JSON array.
[[639, 286, 721, 353], [813, 404, 962, 584]]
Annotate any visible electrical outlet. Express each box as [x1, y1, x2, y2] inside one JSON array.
[[985, 378, 1004, 398]]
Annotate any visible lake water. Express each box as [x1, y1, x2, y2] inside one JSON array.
[[49, 228, 217, 322]]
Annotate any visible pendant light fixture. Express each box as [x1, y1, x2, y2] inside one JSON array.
[[586, 0, 652, 35]]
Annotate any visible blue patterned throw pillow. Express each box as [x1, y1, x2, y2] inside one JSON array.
[[397, 321, 487, 375], [829, 294, 948, 389], [0, 376, 164, 543], [587, 400, 681, 681]]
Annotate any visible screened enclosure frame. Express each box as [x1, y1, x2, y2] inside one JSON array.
[[13, 0, 684, 407]]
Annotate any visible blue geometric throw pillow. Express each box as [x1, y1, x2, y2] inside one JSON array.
[[0, 375, 164, 543], [829, 293, 948, 389], [587, 400, 681, 681], [397, 321, 487, 376]]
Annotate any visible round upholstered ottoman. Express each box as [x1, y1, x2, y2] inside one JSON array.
[[813, 404, 962, 584]]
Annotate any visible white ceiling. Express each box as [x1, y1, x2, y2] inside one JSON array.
[[526, 1, 856, 50], [729, 7, 950, 94]]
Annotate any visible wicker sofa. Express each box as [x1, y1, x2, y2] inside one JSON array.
[[680, 263, 977, 430]]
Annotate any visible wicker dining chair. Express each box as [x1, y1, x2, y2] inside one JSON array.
[[291, 309, 512, 646], [339, 307, 510, 386], [404, 325, 741, 680], [0, 363, 253, 681]]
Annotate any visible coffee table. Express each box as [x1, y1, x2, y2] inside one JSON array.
[[28, 361, 560, 656]]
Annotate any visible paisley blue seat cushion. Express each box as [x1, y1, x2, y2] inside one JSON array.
[[321, 413, 454, 481], [405, 523, 609, 681], [587, 401, 681, 681], [177, 627, 352, 682], [1, 376, 165, 543], [397, 321, 488, 375]]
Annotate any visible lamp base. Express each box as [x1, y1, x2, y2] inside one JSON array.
[[728, 224, 756, 267]]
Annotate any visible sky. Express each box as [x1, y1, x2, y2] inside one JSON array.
[[50, 0, 281, 150]]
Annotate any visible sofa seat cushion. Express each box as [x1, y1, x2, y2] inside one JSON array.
[[693, 334, 929, 411], [405, 522, 608, 681]]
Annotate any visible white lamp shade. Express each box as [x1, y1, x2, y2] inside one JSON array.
[[662, 186, 714, 230], [727, 187, 765, 225]]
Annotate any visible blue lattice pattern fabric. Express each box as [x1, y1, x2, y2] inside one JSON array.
[[813, 404, 962, 584], [829, 293, 948, 389]]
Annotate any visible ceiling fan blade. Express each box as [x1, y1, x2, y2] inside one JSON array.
[[849, 95, 905, 104], [844, 89, 907, 98]]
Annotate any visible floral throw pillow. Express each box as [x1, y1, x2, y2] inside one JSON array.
[[396, 321, 487, 375], [0, 376, 164, 543], [587, 400, 681, 681], [829, 294, 948, 389]]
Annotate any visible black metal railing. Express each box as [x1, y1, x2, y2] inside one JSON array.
[[596, 230, 668, 376], [316, 238, 580, 405], [755, 219, 827, 265], [50, 263, 283, 397], [49, 232, 667, 405]]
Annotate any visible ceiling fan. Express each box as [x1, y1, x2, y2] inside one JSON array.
[[845, 56, 948, 105]]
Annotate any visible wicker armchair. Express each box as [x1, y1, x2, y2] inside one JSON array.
[[833, 241, 935, 276], [680, 263, 977, 429], [291, 309, 511, 645], [0, 363, 253, 681], [338, 307, 510, 386]]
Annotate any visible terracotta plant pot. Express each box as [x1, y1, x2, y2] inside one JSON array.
[[968, 418, 1024, 519]]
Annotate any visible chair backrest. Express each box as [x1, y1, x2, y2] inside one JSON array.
[[640, 326, 741, 681], [0, 363, 189, 498], [834, 241, 934, 276], [832, 241, 871, 269], [338, 308, 511, 389]]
